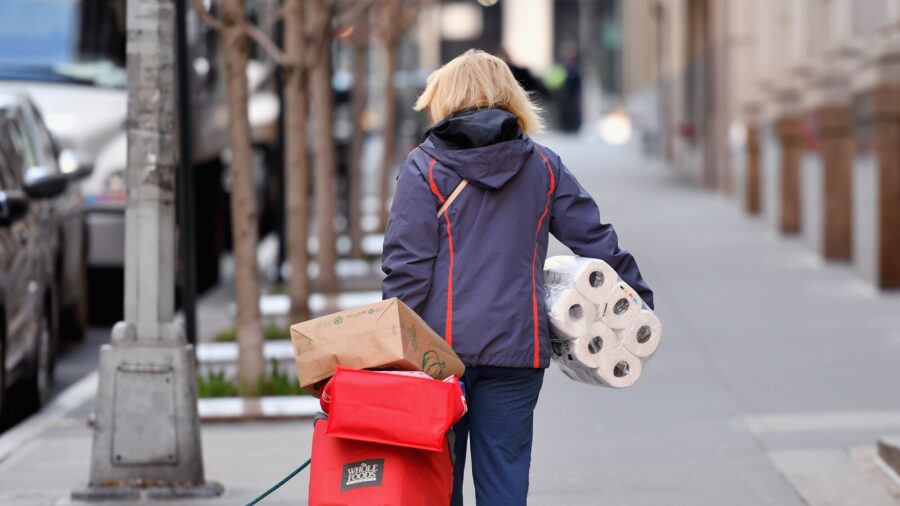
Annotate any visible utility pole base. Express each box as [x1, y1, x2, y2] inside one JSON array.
[[72, 326, 222, 501]]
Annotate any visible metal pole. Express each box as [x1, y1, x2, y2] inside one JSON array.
[[175, 0, 198, 345], [654, 2, 668, 159], [274, 18, 287, 282], [72, 0, 221, 498]]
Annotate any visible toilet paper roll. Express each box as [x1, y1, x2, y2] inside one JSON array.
[[589, 348, 643, 389], [618, 309, 663, 359], [550, 340, 603, 385], [571, 321, 620, 368], [544, 256, 619, 304], [599, 281, 643, 329], [545, 288, 596, 341], [543, 255, 575, 278]]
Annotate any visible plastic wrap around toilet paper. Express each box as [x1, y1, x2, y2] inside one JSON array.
[[545, 287, 596, 341], [619, 309, 663, 359], [571, 321, 619, 368], [551, 339, 643, 388], [543, 255, 662, 389], [544, 256, 619, 304], [589, 348, 643, 389], [550, 340, 603, 385], [599, 281, 644, 329]]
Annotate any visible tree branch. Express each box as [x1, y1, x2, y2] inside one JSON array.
[[398, 0, 422, 31], [306, 2, 337, 70], [263, 6, 285, 34], [337, 0, 378, 27], [378, 0, 422, 44], [193, 0, 225, 33], [244, 22, 291, 67]]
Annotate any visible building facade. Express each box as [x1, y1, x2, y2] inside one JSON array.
[[622, 0, 900, 290]]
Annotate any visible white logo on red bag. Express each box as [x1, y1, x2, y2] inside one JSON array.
[[341, 459, 384, 491]]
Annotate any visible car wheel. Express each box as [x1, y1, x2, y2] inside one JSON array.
[[60, 227, 89, 341], [60, 272, 88, 341], [25, 311, 54, 408]]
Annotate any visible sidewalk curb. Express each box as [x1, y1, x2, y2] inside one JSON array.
[[0, 372, 319, 465], [0, 371, 98, 465], [196, 340, 294, 364], [198, 396, 320, 423], [874, 455, 900, 489]]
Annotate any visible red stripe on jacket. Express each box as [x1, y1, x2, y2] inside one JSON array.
[[428, 158, 454, 346], [532, 149, 557, 367]]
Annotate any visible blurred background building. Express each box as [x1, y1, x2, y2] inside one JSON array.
[[616, 0, 900, 292], [410, 0, 900, 293], [413, 0, 622, 130]]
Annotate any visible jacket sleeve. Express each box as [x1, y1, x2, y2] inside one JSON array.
[[548, 157, 655, 309], [381, 158, 439, 312]]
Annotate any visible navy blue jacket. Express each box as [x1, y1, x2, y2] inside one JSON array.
[[382, 109, 653, 369]]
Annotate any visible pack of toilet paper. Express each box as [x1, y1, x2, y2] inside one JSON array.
[[544, 256, 662, 389]]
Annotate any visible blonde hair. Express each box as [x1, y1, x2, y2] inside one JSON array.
[[414, 49, 543, 133]]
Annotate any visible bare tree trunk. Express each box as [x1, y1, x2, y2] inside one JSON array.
[[222, 0, 264, 390], [311, 1, 338, 292], [373, 0, 423, 231], [347, 7, 370, 259], [284, 0, 311, 323], [377, 38, 398, 232]]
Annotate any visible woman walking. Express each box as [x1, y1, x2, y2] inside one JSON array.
[[382, 49, 653, 505]]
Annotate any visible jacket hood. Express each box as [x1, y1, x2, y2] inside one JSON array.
[[419, 108, 534, 190]]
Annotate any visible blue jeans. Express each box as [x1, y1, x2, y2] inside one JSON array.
[[451, 366, 545, 506]]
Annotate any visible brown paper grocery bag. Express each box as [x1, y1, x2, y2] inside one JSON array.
[[290, 298, 465, 397]]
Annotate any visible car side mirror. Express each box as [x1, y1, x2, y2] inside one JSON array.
[[24, 165, 69, 199], [0, 190, 29, 226], [58, 149, 93, 180]]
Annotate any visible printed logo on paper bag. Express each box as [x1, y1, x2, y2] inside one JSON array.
[[421, 349, 446, 378], [341, 459, 384, 491]]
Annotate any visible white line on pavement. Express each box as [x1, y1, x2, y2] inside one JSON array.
[[0, 371, 98, 464]]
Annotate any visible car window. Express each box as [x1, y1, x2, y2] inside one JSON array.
[[9, 109, 38, 169], [29, 104, 59, 172], [0, 110, 25, 189], [0, 126, 11, 191]]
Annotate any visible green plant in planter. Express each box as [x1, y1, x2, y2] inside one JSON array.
[[200, 360, 305, 398], [214, 324, 291, 342], [255, 359, 303, 397], [197, 370, 238, 398]]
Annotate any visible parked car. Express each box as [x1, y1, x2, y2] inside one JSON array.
[[0, 93, 76, 411], [0, 0, 280, 323], [17, 97, 89, 341]]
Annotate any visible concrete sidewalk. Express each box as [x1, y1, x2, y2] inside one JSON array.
[[528, 133, 900, 505], [0, 398, 317, 505], [2, 132, 900, 505]]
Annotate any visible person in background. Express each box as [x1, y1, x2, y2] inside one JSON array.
[[382, 49, 653, 505], [497, 48, 548, 102], [558, 42, 582, 133]]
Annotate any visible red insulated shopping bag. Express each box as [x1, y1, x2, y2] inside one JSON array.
[[320, 367, 466, 452], [308, 417, 454, 506]]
